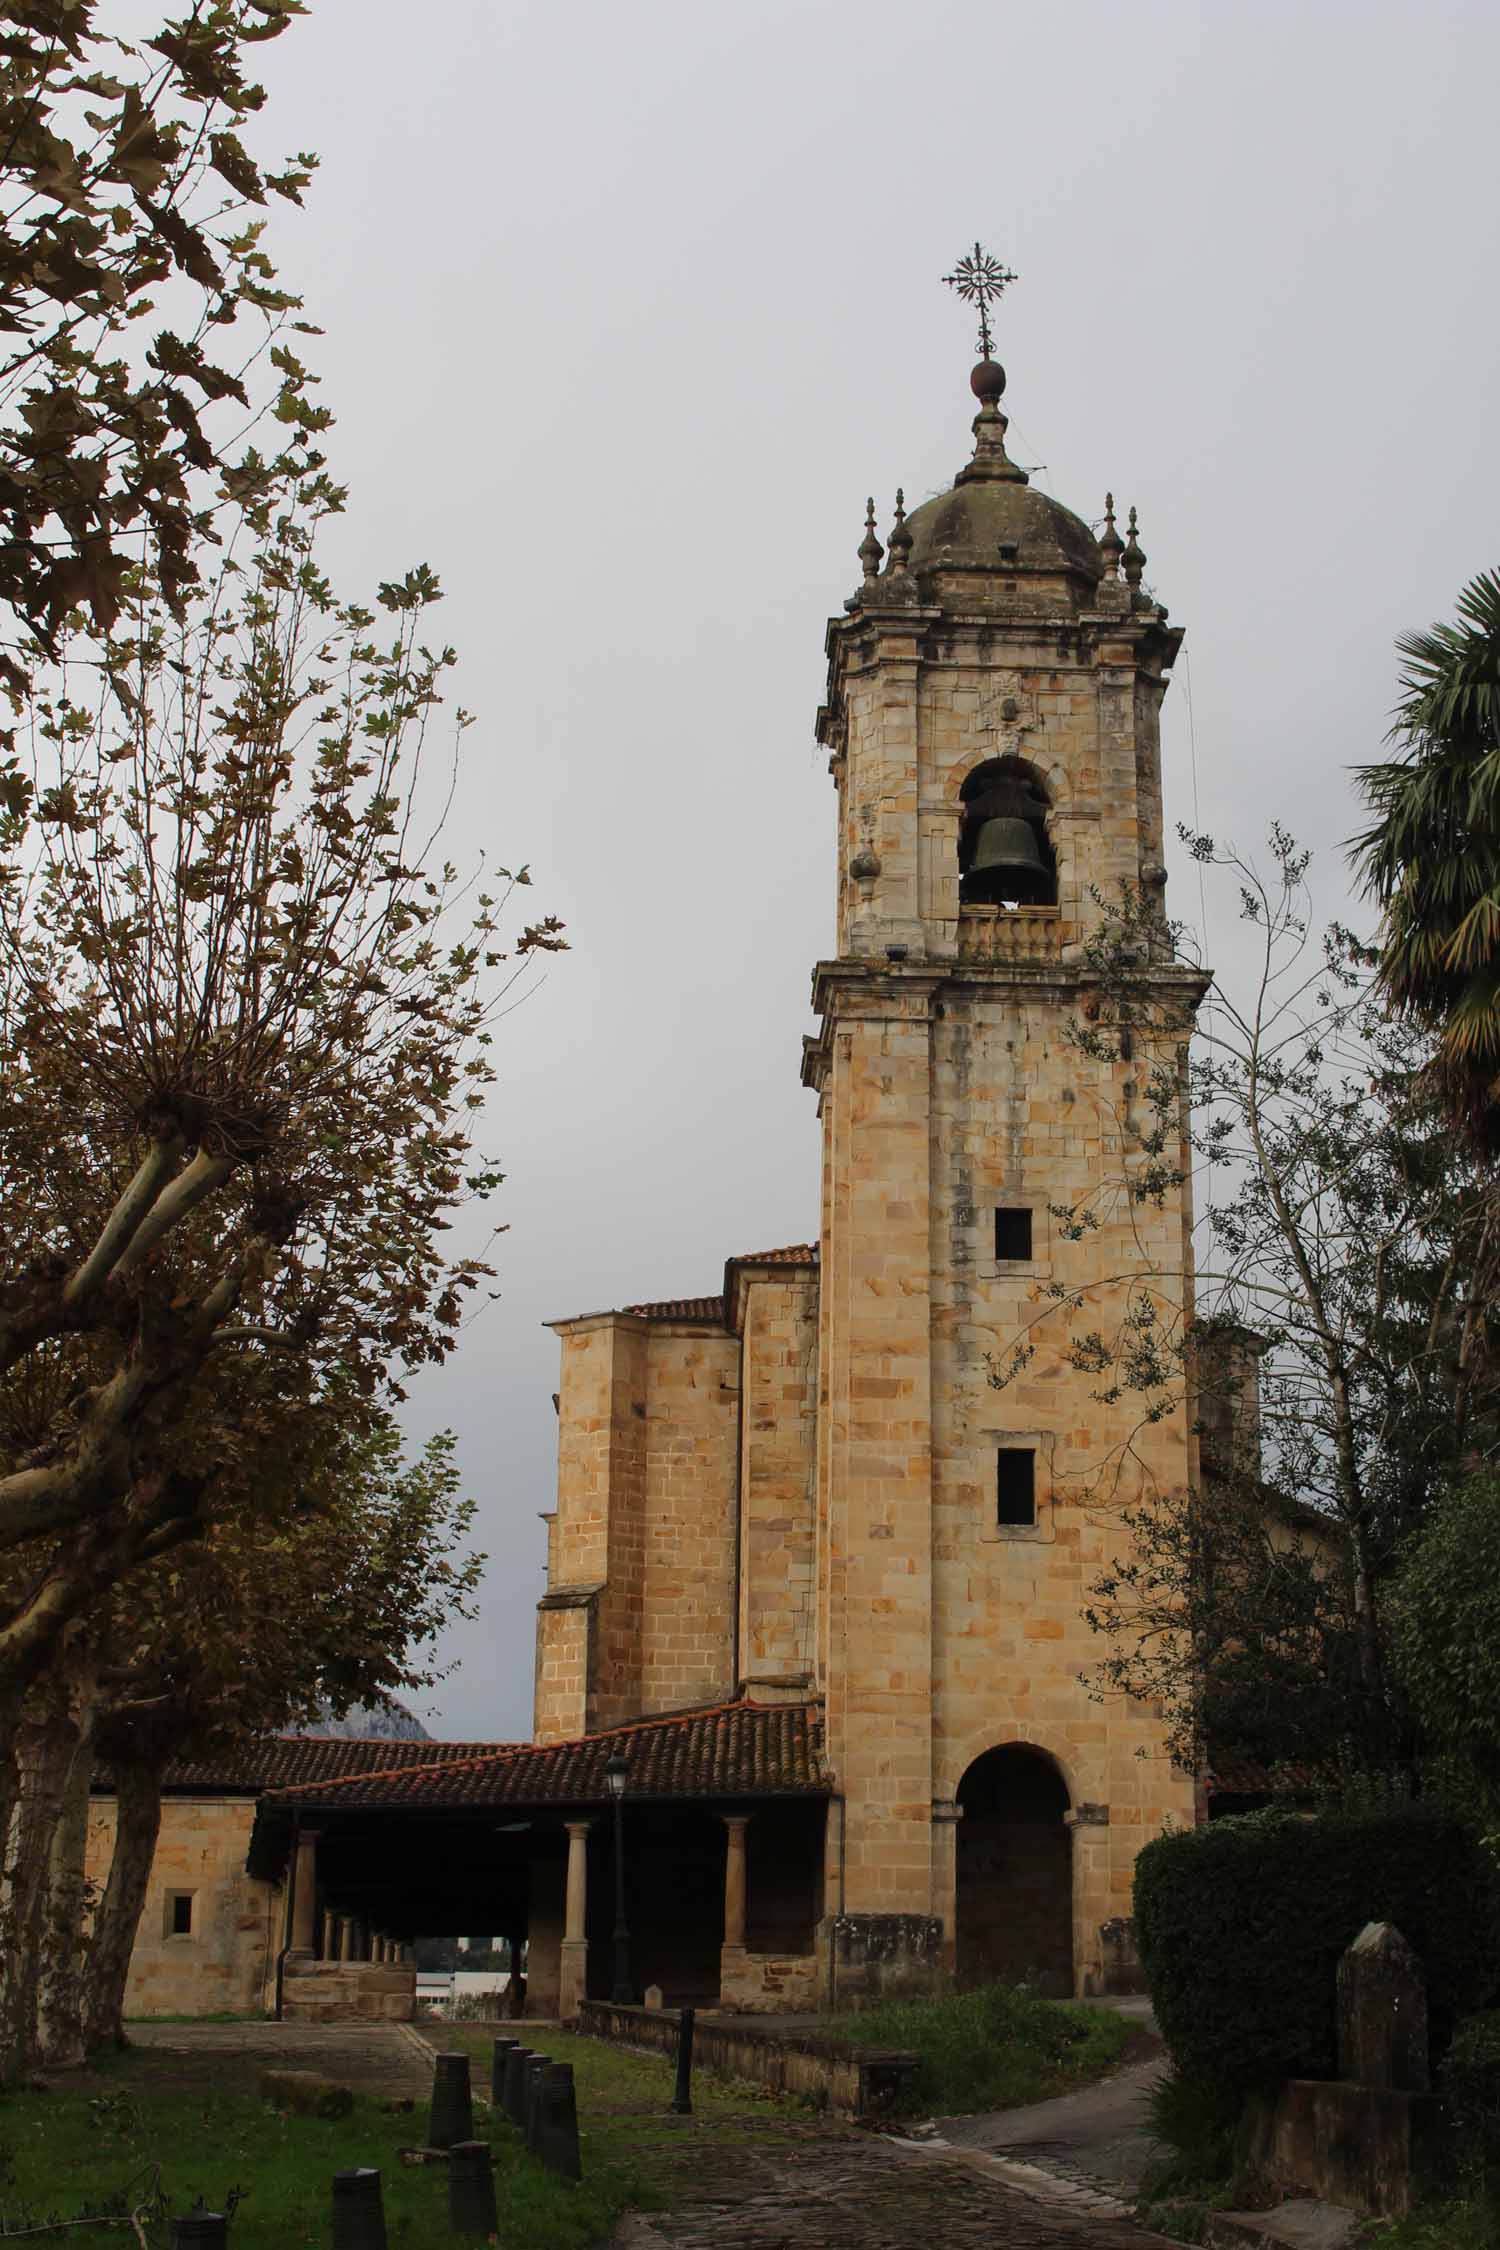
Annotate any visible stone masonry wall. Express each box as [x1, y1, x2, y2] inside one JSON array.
[[737, 1273, 818, 1694], [539, 1313, 739, 1739], [85, 1795, 276, 2018], [637, 1326, 740, 1716]]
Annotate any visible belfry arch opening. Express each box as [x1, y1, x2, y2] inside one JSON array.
[[958, 757, 1057, 908], [955, 1744, 1072, 1993]]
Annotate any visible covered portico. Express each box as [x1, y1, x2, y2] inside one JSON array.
[[248, 1700, 830, 2020]]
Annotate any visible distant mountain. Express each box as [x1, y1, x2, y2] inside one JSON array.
[[297, 1697, 432, 1742]]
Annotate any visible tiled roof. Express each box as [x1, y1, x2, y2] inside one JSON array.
[[148, 1736, 524, 1795], [560, 1245, 819, 1330], [262, 1699, 828, 1811]]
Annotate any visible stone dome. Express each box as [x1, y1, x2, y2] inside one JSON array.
[[902, 471, 1102, 583]]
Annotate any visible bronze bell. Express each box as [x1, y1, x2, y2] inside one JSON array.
[[970, 815, 1045, 881]]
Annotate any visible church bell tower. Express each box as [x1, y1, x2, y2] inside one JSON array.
[[803, 253, 1206, 1997]]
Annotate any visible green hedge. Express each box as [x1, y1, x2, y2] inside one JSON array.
[[1134, 1807, 1500, 2100], [1439, 2012, 1500, 2202]]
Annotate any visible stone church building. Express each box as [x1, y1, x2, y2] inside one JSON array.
[[92, 321, 1233, 2024]]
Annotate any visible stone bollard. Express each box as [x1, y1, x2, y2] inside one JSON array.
[[331, 2166, 388, 2250], [1337, 1921, 1429, 2093], [535, 2061, 582, 2181], [447, 2141, 499, 2238], [490, 2034, 520, 2105], [170, 2209, 227, 2249], [502, 2043, 535, 2128], [427, 2050, 474, 2150], [523, 2052, 551, 2152]]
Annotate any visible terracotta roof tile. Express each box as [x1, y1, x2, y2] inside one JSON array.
[[262, 1700, 828, 1811], [620, 1294, 726, 1323], [731, 1244, 819, 1266], [149, 1736, 523, 1794]]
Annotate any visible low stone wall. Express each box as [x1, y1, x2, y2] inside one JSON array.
[[281, 1958, 415, 2024], [578, 2000, 916, 2118], [719, 1946, 819, 2013]]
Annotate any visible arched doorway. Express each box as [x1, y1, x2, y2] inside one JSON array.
[[955, 1744, 1073, 1994]]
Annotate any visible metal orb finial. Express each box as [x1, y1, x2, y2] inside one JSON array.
[[942, 240, 1018, 363]]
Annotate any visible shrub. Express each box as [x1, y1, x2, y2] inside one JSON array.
[[1438, 2012, 1500, 2204], [1134, 1806, 1500, 2101]]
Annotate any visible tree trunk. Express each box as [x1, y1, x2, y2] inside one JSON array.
[[81, 1759, 162, 2056], [0, 1641, 95, 2084], [38, 1674, 97, 2070]]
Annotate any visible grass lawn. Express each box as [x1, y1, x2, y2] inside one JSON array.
[[0, 2026, 818, 2248], [816, 1980, 1136, 2114], [1357, 2201, 1494, 2248]]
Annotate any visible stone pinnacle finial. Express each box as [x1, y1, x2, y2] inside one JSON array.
[[1123, 505, 1146, 590], [888, 488, 912, 574], [858, 497, 884, 583], [1100, 493, 1124, 578]]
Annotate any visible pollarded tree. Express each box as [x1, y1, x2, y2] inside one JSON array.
[[27, 1413, 482, 2066], [0, 470, 561, 2079], [0, 0, 320, 707]]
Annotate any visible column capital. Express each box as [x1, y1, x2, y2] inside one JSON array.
[[721, 1812, 753, 1834], [564, 1817, 593, 1840]]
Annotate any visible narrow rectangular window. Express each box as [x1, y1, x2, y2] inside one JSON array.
[[995, 1206, 1033, 1262], [997, 1448, 1036, 1528], [170, 1893, 193, 1936]]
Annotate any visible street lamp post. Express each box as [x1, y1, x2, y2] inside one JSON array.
[[605, 1753, 632, 2004]]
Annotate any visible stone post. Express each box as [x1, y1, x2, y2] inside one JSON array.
[[719, 1815, 751, 2005], [558, 1820, 591, 2019], [332, 1915, 350, 1963], [287, 1828, 320, 1956], [1338, 1921, 1429, 2092], [320, 1908, 336, 1960]]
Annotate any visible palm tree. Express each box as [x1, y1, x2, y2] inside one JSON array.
[[1354, 569, 1500, 1141]]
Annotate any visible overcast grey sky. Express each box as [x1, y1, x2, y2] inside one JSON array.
[[234, 0, 1499, 1736]]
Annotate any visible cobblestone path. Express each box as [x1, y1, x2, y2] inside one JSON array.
[[615, 2134, 1182, 2248]]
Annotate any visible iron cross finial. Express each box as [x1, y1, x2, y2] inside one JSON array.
[[942, 241, 1018, 361]]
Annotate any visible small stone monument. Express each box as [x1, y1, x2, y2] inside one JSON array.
[[1240, 1920, 1428, 2220], [644, 1982, 665, 2010], [1337, 1921, 1429, 2093]]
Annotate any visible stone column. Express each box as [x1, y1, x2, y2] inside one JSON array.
[[332, 1915, 350, 1963], [558, 1819, 591, 2019], [719, 1815, 752, 2007], [929, 1799, 963, 1976], [287, 1828, 319, 1956]]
